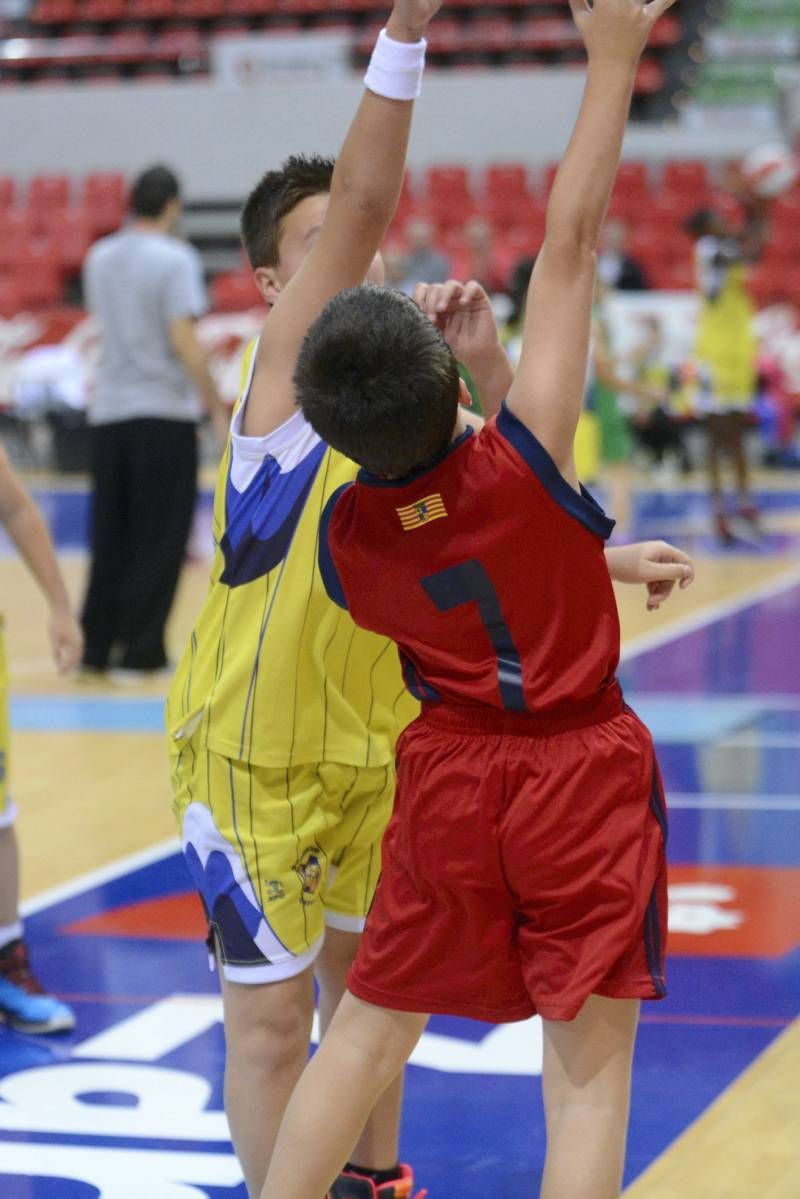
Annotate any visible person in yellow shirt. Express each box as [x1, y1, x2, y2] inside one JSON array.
[[0, 442, 83, 1033], [685, 204, 766, 544]]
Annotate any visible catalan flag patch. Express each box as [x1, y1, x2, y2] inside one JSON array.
[[396, 493, 448, 531]]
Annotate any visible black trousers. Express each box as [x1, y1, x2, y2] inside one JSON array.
[[81, 418, 198, 671]]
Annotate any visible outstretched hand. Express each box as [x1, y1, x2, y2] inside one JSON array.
[[609, 540, 695, 610], [387, 0, 445, 41], [413, 279, 501, 365], [569, 0, 679, 65]]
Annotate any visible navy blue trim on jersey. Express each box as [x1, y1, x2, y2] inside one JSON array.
[[357, 426, 475, 489], [317, 484, 351, 610], [401, 653, 441, 702], [644, 884, 667, 998], [496, 403, 615, 540], [648, 767, 669, 845]]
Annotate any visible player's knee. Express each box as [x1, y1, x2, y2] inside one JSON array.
[[223, 974, 314, 1077], [316, 927, 360, 1000]]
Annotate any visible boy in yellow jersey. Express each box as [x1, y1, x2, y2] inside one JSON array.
[[167, 8, 446, 1198], [684, 203, 767, 545], [0, 442, 83, 1033], [168, 8, 694, 1194]]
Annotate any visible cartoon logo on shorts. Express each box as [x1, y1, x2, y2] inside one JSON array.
[[295, 849, 324, 905]]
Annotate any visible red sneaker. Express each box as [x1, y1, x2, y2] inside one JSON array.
[[715, 512, 736, 546], [739, 504, 762, 534], [329, 1163, 427, 1199], [0, 939, 75, 1033]]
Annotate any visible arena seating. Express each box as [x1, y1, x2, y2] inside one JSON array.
[[1, 162, 799, 314], [0, 1, 682, 87]]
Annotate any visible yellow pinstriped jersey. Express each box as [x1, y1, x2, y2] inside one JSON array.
[[167, 341, 418, 768]]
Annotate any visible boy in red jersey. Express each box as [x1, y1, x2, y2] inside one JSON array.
[[256, 2, 683, 1198]]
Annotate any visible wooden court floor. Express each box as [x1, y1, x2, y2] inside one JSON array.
[[1, 480, 798, 1197]]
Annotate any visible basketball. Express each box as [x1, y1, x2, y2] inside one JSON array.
[[741, 143, 799, 198]]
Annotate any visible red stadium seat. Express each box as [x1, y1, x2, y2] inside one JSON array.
[[0, 217, 35, 273], [82, 172, 128, 236], [28, 174, 71, 219], [81, 0, 127, 21], [662, 160, 709, 197], [424, 18, 463, 56], [648, 13, 681, 47], [423, 165, 473, 208], [51, 210, 93, 274], [481, 192, 545, 234], [0, 275, 24, 318], [746, 262, 800, 307], [174, 0, 226, 17], [211, 271, 259, 312], [763, 226, 800, 264], [29, 0, 78, 24], [460, 16, 514, 55], [634, 59, 665, 94], [517, 18, 581, 53], [614, 161, 650, 199], [483, 164, 531, 201], [0, 177, 15, 211], [127, 0, 176, 20], [226, 0, 281, 16], [16, 261, 63, 309]]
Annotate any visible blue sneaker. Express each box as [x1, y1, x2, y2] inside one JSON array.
[[0, 939, 75, 1034]]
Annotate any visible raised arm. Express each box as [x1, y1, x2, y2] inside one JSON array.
[[506, 0, 676, 485], [243, 1, 442, 437]]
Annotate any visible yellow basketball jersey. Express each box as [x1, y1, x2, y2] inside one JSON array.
[[694, 238, 758, 406], [167, 341, 418, 768]]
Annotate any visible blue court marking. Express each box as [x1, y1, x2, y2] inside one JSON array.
[[9, 696, 165, 734], [7, 691, 799, 743]]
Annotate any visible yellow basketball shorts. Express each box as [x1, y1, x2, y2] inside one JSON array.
[[170, 738, 395, 984], [0, 622, 15, 830]]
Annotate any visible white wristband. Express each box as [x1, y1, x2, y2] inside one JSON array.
[[364, 27, 427, 101]]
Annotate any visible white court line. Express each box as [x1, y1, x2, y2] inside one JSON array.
[[21, 838, 179, 917], [23, 565, 800, 916], [668, 793, 800, 812]]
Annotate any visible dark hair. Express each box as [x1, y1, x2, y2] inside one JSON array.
[[684, 208, 717, 239], [295, 286, 461, 478], [131, 165, 180, 219], [241, 154, 334, 270], [507, 254, 537, 327]]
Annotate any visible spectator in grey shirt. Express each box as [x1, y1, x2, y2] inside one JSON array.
[[81, 164, 227, 677]]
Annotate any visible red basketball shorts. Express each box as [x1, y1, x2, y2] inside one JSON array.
[[348, 699, 668, 1023]]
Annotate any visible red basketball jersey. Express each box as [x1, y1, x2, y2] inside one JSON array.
[[319, 404, 620, 715]]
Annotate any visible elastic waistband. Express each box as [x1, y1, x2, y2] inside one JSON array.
[[420, 682, 623, 738]]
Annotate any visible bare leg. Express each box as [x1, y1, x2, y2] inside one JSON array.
[[540, 995, 640, 1199], [0, 825, 20, 929], [316, 927, 404, 1171], [220, 965, 316, 1197], [729, 413, 751, 502], [259, 992, 428, 1199], [705, 415, 725, 514]]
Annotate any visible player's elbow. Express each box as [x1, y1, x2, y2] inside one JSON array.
[[332, 170, 394, 236], [543, 232, 597, 279]]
